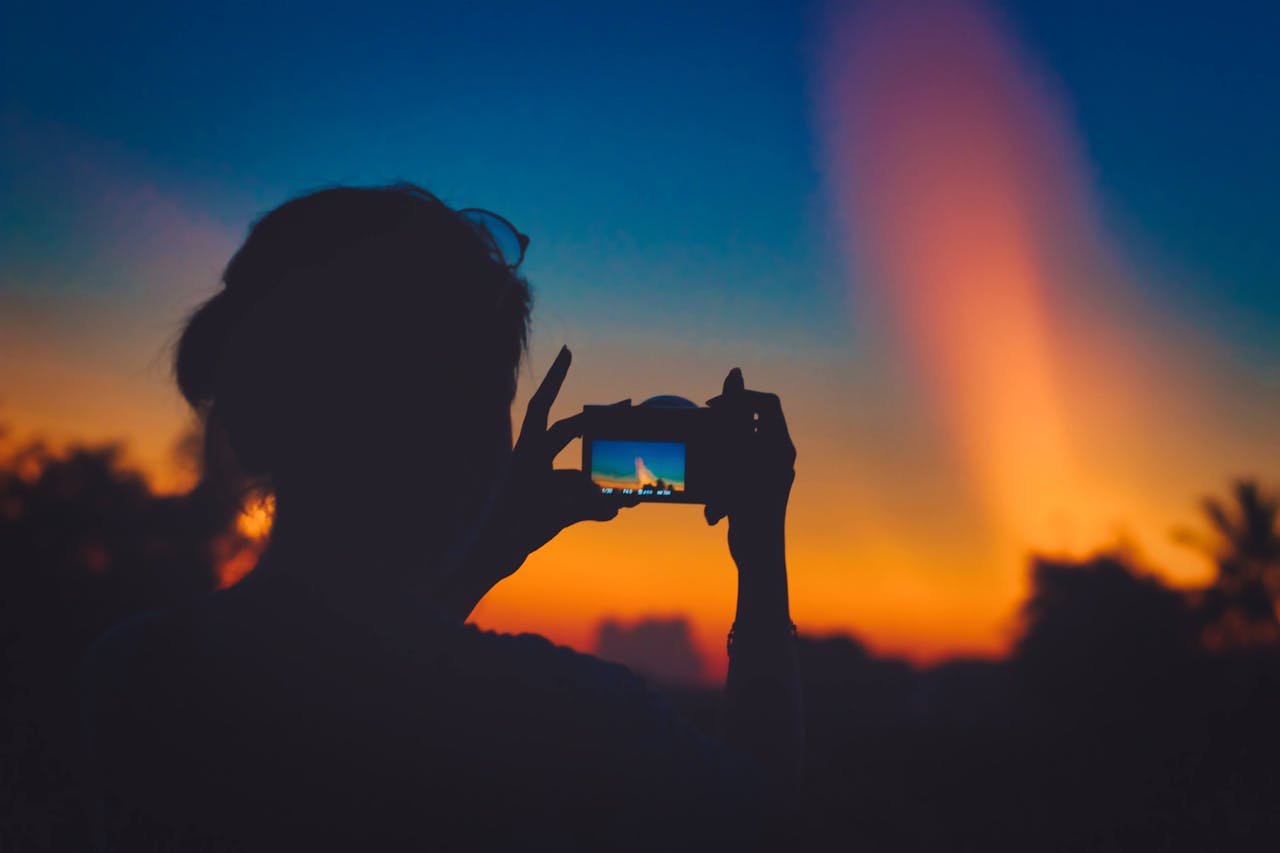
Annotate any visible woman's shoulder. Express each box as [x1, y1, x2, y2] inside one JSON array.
[[82, 609, 176, 696], [450, 625, 721, 761], [80, 606, 206, 777], [454, 625, 767, 836], [455, 624, 655, 701]]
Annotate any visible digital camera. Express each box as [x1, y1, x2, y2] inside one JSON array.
[[580, 395, 723, 504]]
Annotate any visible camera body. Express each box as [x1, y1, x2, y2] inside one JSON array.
[[580, 395, 721, 504]]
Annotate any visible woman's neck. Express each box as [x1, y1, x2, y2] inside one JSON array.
[[258, 497, 441, 594]]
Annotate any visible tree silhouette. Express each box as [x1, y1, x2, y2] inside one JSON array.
[[0, 431, 242, 850], [1181, 479, 1280, 649], [1012, 553, 1197, 721], [5, 420, 1280, 849]]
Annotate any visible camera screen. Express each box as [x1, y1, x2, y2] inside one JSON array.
[[589, 439, 686, 498]]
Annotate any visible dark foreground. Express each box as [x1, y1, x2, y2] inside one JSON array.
[[3, 444, 1279, 850]]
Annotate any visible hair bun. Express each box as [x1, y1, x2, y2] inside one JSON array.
[[174, 290, 239, 409]]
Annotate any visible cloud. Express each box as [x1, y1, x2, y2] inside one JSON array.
[[595, 615, 708, 687]]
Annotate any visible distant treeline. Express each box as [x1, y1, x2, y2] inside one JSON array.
[[2, 435, 1278, 850]]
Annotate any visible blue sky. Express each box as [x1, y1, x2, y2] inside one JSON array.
[[591, 440, 686, 487], [4, 0, 1276, 351], [1001, 1, 1279, 350]]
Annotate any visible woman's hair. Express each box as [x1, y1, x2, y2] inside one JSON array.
[[174, 184, 532, 494]]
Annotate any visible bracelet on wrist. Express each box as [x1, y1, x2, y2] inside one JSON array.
[[727, 620, 797, 656]]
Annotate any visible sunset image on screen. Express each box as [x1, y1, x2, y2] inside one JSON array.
[[589, 440, 686, 493]]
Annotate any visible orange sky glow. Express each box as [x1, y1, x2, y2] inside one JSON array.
[[4, 1, 1277, 685]]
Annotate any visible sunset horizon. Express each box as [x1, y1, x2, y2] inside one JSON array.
[[4, 0, 1277, 671], [7, 2, 1280, 847]]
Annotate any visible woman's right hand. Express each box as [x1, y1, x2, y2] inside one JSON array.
[[703, 368, 796, 571]]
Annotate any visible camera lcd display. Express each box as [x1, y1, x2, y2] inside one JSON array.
[[588, 439, 686, 498]]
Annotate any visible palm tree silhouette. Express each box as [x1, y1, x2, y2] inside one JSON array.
[[1181, 480, 1280, 649]]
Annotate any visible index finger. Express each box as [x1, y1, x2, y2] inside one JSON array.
[[522, 345, 572, 436]]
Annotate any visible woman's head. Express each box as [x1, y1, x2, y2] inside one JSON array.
[[176, 185, 532, 562]]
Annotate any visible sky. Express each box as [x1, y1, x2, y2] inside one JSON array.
[[590, 440, 686, 491], [3, 0, 1278, 674]]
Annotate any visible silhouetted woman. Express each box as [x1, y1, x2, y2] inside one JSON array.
[[82, 185, 802, 851]]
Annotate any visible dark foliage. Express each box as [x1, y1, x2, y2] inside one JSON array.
[[776, 553, 1280, 851], [1186, 480, 1280, 648], [3, 439, 1279, 850], [0, 440, 236, 850]]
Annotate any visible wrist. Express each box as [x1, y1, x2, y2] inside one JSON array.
[[733, 556, 790, 627], [731, 527, 787, 577], [727, 619, 797, 656], [436, 540, 525, 622], [468, 531, 526, 582]]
